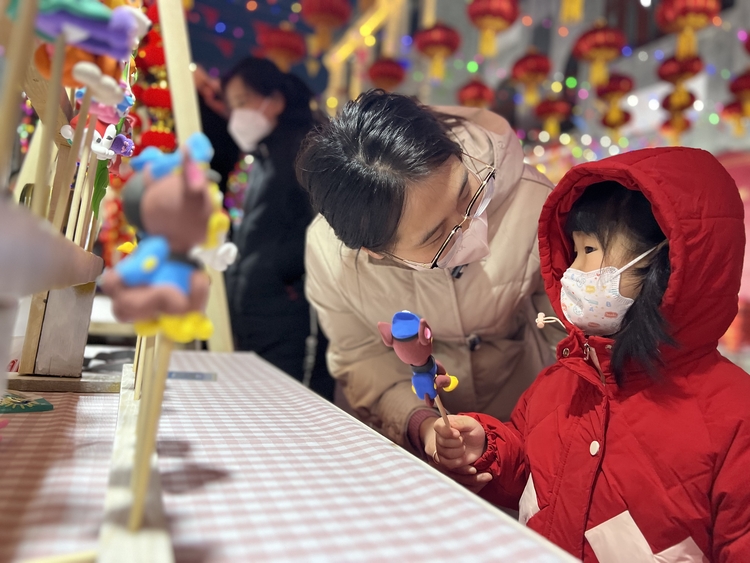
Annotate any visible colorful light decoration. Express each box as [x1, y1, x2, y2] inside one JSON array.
[[511, 50, 551, 106], [414, 23, 461, 81], [656, 0, 720, 61], [457, 78, 495, 108], [466, 0, 519, 58], [658, 55, 703, 110], [368, 57, 406, 91], [300, 0, 351, 56], [572, 21, 626, 87], [254, 22, 307, 72], [596, 73, 633, 132], [535, 98, 572, 138]]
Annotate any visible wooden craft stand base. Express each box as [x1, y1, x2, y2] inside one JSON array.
[[7, 371, 121, 393], [97, 363, 173, 562]]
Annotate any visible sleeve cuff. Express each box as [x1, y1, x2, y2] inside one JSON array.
[[407, 408, 440, 457]]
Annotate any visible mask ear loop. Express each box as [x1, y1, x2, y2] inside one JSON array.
[[598, 240, 667, 287]]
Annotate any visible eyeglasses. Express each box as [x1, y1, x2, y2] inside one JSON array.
[[390, 152, 496, 270]]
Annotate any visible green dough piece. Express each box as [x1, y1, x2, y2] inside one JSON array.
[[0, 392, 54, 413], [92, 159, 110, 220]]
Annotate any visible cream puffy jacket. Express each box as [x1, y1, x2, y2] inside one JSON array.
[[305, 106, 562, 454]]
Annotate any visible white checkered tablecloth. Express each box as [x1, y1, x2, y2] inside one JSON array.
[[0, 352, 577, 562], [0, 393, 119, 562], [160, 351, 576, 563]]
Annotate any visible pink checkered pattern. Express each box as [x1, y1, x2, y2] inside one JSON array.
[[0, 393, 119, 561], [160, 352, 576, 563]]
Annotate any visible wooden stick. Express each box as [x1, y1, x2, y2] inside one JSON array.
[[23, 550, 97, 563], [434, 395, 451, 430], [51, 90, 92, 232], [31, 33, 66, 218], [0, 0, 39, 194], [74, 150, 97, 246], [128, 335, 173, 531], [135, 336, 155, 401], [65, 124, 95, 240]]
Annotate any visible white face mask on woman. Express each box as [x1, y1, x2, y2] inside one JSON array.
[[560, 246, 658, 336], [228, 99, 273, 152]]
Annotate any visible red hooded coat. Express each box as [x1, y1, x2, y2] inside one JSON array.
[[469, 148, 750, 562]]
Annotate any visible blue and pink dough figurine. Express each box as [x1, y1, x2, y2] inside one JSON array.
[[378, 311, 459, 426]]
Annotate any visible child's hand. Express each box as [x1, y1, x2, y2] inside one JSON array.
[[429, 415, 491, 493]]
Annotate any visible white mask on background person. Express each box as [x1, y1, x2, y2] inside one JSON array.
[[227, 98, 273, 152], [439, 210, 491, 269], [560, 246, 658, 336]]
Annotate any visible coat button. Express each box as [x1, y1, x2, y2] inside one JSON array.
[[590, 441, 600, 456], [562, 348, 570, 357]]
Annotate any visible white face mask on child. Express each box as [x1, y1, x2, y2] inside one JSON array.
[[560, 246, 658, 336]]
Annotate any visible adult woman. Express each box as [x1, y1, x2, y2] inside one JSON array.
[[222, 57, 332, 399], [297, 90, 563, 457]]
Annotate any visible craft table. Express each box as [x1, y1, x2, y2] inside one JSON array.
[[0, 352, 577, 562]]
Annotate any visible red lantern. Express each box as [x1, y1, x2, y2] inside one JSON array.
[[572, 22, 626, 87], [658, 55, 702, 110], [559, 0, 584, 24], [457, 79, 494, 108], [467, 0, 519, 57], [657, 0, 720, 60], [661, 89, 696, 113], [368, 58, 405, 92], [138, 129, 177, 153], [535, 98, 571, 138], [596, 73, 633, 131], [414, 23, 461, 81], [255, 23, 307, 72], [301, 0, 351, 55], [745, 34, 750, 56], [722, 100, 745, 136], [512, 50, 551, 106], [660, 113, 691, 145], [730, 70, 750, 117]]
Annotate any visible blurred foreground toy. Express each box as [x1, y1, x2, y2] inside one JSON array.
[[99, 132, 218, 343], [378, 311, 458, 426]]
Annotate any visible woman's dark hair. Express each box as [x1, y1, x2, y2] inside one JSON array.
[[295, 89, 464, 253], [565, 181, 676, 385], [221, 57, 315, 126]]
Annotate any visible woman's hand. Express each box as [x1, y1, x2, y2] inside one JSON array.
[[425, 415, 492, 493]]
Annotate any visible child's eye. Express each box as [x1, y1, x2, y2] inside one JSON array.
[[584, 246, 596, 254]]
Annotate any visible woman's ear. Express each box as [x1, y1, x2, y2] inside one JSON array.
[[362, 248, 384, 260], [268, 90, 286, 119]]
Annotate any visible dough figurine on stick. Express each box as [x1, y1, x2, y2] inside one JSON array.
[[99, 132, 218, 343], [378, 311, 459, 427]]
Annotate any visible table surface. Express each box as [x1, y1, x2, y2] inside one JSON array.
[[0, 351, 577, 563]]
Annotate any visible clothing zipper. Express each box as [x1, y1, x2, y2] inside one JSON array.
[[584, 341, 606, 385]]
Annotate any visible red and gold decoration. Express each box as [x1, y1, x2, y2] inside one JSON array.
[[572, 21, 626, 87], [414, 23, 461, 81], [512, 50, 551, 106], [457, 78, 494, 108], [254, 22, 306, 72], [661, 88, 695, 145], [597, 73, 633, 133], [368, 57, 406, 92], [658, 55, 702, 112], [559, 0, 584, 24], [656, 0, 720, 61], [721, 100, 745, 137], [300, 0, 351, 56], [730, 70, 750, 118], [466, 0, 519, 58], [535, 98, 571, 138]]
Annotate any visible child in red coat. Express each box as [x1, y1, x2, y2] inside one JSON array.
[[429, 148, 750, 562]]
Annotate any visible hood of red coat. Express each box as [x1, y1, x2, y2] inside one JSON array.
[[539, 147, 745, 358]]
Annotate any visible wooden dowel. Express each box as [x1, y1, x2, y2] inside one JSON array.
[[434, 395, 451, 431], [31, 33, 66, 218], [51, 90, 92, 231], [0, 0, 39, 194], [128, 335, 173, 531], [74, 149, 97, 246], [23, 550, 97, 563], [65, 124, 95, 240]]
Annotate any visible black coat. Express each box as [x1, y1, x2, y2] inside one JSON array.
[[225, 119, 316, 377]]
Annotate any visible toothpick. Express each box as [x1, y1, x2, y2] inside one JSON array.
[[65, 124, 95, 240], [51, 90, 92, 232], [31, 33, 66, 218], [23, 550, 97, 563], [128, 334, 173, 531], [434, 395, 451, 430], [73, 148, 97, 246]]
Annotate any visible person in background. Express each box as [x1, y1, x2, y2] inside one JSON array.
[[220, 57, 332, 400]]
